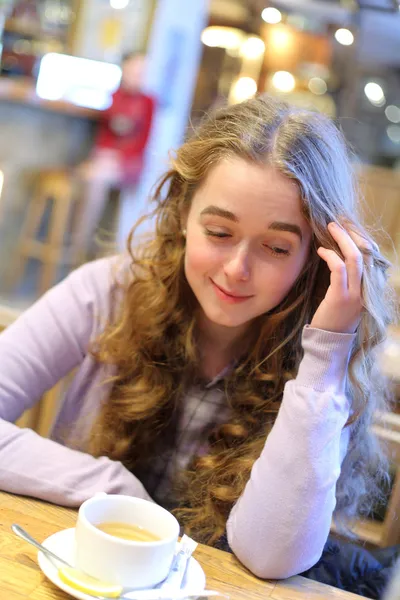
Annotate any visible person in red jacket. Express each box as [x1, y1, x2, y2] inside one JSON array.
[[74, 52, 155, 261], [94, 53, 155, 184]]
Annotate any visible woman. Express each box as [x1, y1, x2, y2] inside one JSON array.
[[0, 96, 394, 582]]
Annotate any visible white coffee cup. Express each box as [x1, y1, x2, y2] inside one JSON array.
[[74, 494, 180, 589]]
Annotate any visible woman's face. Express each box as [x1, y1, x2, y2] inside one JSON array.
[[183, 158, 312, 336]]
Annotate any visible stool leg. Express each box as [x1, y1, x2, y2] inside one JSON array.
[[71, 176, 114, 266], [5, 188, 48, 291], [38, 186, 73, 295]]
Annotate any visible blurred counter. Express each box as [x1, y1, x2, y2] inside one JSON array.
[[0, 77, 100, 119], [0, 77, 100, 280]]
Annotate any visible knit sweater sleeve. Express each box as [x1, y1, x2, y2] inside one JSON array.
[[226, 326, 354, 579], [0, 257, 152, 505]]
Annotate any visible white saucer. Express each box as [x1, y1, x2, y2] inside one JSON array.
[[38, 528, 206, 600]]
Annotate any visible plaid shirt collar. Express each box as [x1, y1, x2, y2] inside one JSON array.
[[142, 362, 236, 509], [205, 359, 237, 389]]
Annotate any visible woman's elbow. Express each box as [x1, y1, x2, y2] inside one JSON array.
[[227, 527, 323, 580]]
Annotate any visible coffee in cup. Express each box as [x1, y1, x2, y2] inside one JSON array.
[[95, 521, 161, 542], [74, 494, 179, 588]]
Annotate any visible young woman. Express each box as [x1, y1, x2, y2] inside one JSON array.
[[0, 96, 394, 581]]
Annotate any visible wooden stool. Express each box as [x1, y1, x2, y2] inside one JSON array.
[[8, 168, 76, 296]]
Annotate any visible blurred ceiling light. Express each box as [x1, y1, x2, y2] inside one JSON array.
[[110, 0, 129, 8], [272, 70, 295, 93], [231, 77, 258, 103], [37, 53, 121, 110], [334, 28, 354, 46], [364, 82, 385, 106], [261, 7, 282, 24], [308, 77, 327, 95], [201, 26, 244, 50], [387, 125, 400, 143], [240, 36, 265, 59], [385, 105, 400, 123], [270, 27, 291, 50]]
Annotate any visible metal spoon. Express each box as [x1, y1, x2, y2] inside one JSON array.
[[12, 524, 227, 600], [12, 524, 72, 567]]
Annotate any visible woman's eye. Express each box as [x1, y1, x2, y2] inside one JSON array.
[[265, 245, 290, 257], [204, 229, 290, 255], [205, 229, 231, 239]]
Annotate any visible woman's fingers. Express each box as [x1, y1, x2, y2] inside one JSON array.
[[311, 221, 374, 333], [346, 229, 377, 269], [327, 222, 363, 296], [340, 219, 378, 269], [317, 246, 347, 293]]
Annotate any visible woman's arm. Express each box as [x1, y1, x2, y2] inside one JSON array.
[[0, 423, 152, 505], [226, 326, 354, 579], [0, 257, 152, 505]]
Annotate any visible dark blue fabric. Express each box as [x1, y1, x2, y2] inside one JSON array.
[[214, 533, 400, 599], [300, 536, 399, 599]]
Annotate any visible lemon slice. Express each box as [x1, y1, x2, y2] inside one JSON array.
[[58, 566, 123, 598]]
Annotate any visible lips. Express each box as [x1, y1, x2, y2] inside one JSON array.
[[211, 279, 253, 299]]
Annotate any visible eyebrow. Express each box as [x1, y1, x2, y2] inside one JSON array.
[[200, 205, 303, 241]]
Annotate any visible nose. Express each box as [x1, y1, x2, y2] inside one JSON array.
[[223, 244, 251, 282]]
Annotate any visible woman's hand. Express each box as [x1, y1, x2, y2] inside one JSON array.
[[310, 222, 372, 334]]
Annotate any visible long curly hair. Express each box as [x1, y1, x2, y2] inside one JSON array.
[[88, 95, 395, 544]]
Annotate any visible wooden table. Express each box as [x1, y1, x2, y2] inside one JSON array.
[[0, 491, 361, 600]]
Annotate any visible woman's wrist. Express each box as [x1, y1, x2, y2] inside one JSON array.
[[294, 326, 356, 393]]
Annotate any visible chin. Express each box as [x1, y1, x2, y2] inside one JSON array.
[[202, 307, 251, 329]]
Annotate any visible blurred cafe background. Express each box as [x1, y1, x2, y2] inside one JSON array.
[[1, 0, 400, 301], [2, 0, 400, 552]]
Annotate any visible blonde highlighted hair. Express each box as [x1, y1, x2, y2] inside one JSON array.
[[89, 95, 394, 544]]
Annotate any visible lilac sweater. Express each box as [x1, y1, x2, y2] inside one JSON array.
[[0, 258, 354, 579]]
